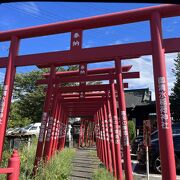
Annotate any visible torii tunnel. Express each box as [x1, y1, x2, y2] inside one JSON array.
[[0, 4, 180, 180]]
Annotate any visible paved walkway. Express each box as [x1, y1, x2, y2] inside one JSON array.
[[69, 147, 100, 180], [69, 148, 180, 180]]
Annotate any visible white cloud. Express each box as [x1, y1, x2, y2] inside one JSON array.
[[0, 72, 5, 83], [114, 40, 123, 44], [104, 31, 112, 35], [83, 41, 94, 48], [122, 53, 177, 101], [172, 20, 179, 24], [88, 61, 114, 69], [0, 21, 11, 27], [163, 16, 180, 33], [108, 38, 133, 46], [87, 52, 177, 101], [108, 40, 123, 46], [0, 16, 16, 30], [17, 2, 40, 15], [165, 27, 175, 32], [0, 2, 40, 30]]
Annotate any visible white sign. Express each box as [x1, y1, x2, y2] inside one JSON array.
[[158, 77, 169, 129], [38, 112, 47, 142], [46, 117, 53, 141], [74, 33, 80, 39], [108, 114, 113, 143], [121, 111, 129, 146], [72, 40, 80, 47], [113, 115, 120, 144]]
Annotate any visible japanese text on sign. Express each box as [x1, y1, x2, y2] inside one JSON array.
[[158, 77, 169, 129], [113, 115, 120, 144], [108, 114, 114, 143], [46, 117, 53, 141], [72, 32, 81, 47], [38, 112, 47, 142], [121, 111, 129, 146], [104, 119, 109, 141]]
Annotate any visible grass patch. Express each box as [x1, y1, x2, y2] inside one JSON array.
[[89, 149, 97, 158], [35, 148, 76, 180], [0, 149, 12, 180], [92, 167, 115, 180], [88, 150, 115, 180], [0, 138, 76, 180], [20, 138, 39, 179]]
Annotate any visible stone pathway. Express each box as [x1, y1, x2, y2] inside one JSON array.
[[69, 147, 100, 180], [70, 148, 180, 180]]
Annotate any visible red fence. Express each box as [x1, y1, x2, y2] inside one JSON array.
[[0, 150, 20, 180]]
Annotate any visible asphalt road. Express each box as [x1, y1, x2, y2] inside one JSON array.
[[131, 159, 180, 180]]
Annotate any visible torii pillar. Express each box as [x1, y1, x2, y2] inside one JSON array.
[[150, 11, 176, 180]]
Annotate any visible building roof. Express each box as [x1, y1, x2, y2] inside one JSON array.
[[119, 88, 152, 109]]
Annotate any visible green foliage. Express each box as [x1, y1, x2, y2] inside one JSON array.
[[8, 67, 72, 128], [0, 148, 12, 167], [0, 149, 12, 180], [92, 167, 115, 180], [88, 150, 115, 180], [13, 70, 45, 98], [66, 65, 79, 71], [0, 84, 3, 97], [170, 53, 180, 121], [128, 120, 136, 144], [6, 70, 45, 128], [0, 138, 38, 180], [0, 138, 76, 180], [8, 102, 32, 128], [19, 138, 38, 179], [35, 148, 76, 180], [7, 65, 102, 128], [12, 70, 45, 125]]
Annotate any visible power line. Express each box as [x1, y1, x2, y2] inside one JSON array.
[[84, 3, 112, 13], [20, 2, 71, 21], [2, 4, 51, 24], [17, 3, 62, 23], [6, 3, 107, 46], [2, 3, 122, 52]]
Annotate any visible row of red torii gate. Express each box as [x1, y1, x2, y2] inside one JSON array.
[[0, 4, 180, 180]]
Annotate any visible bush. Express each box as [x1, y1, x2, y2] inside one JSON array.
[[0, 149, 12, 180], [19, 138, 38, 179], [35, 148, 76, 180], [89, 150, 114, 180], [92, 167, 114, 180], [128, 120, 136, 144], [0, 137, 76, 180]]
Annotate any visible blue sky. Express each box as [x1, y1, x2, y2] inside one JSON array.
[[0, 2, 180, 100]]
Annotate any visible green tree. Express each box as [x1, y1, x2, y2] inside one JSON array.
[[8, 65, 102, 128], [170, 53, 180, 121], [0, 84, 3, 97], [8, 70, 45, 128]]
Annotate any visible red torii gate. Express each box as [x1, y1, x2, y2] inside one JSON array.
[[0, 4, 179, 180], [37, 87, 124, 177], [33, 61, 140, 180]]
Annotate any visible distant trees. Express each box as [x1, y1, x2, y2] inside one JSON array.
[[4, 65, 101, 128], [8, 66, 78, 128], [8, 70, 46, 127], [170, 53, 180, 121]]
